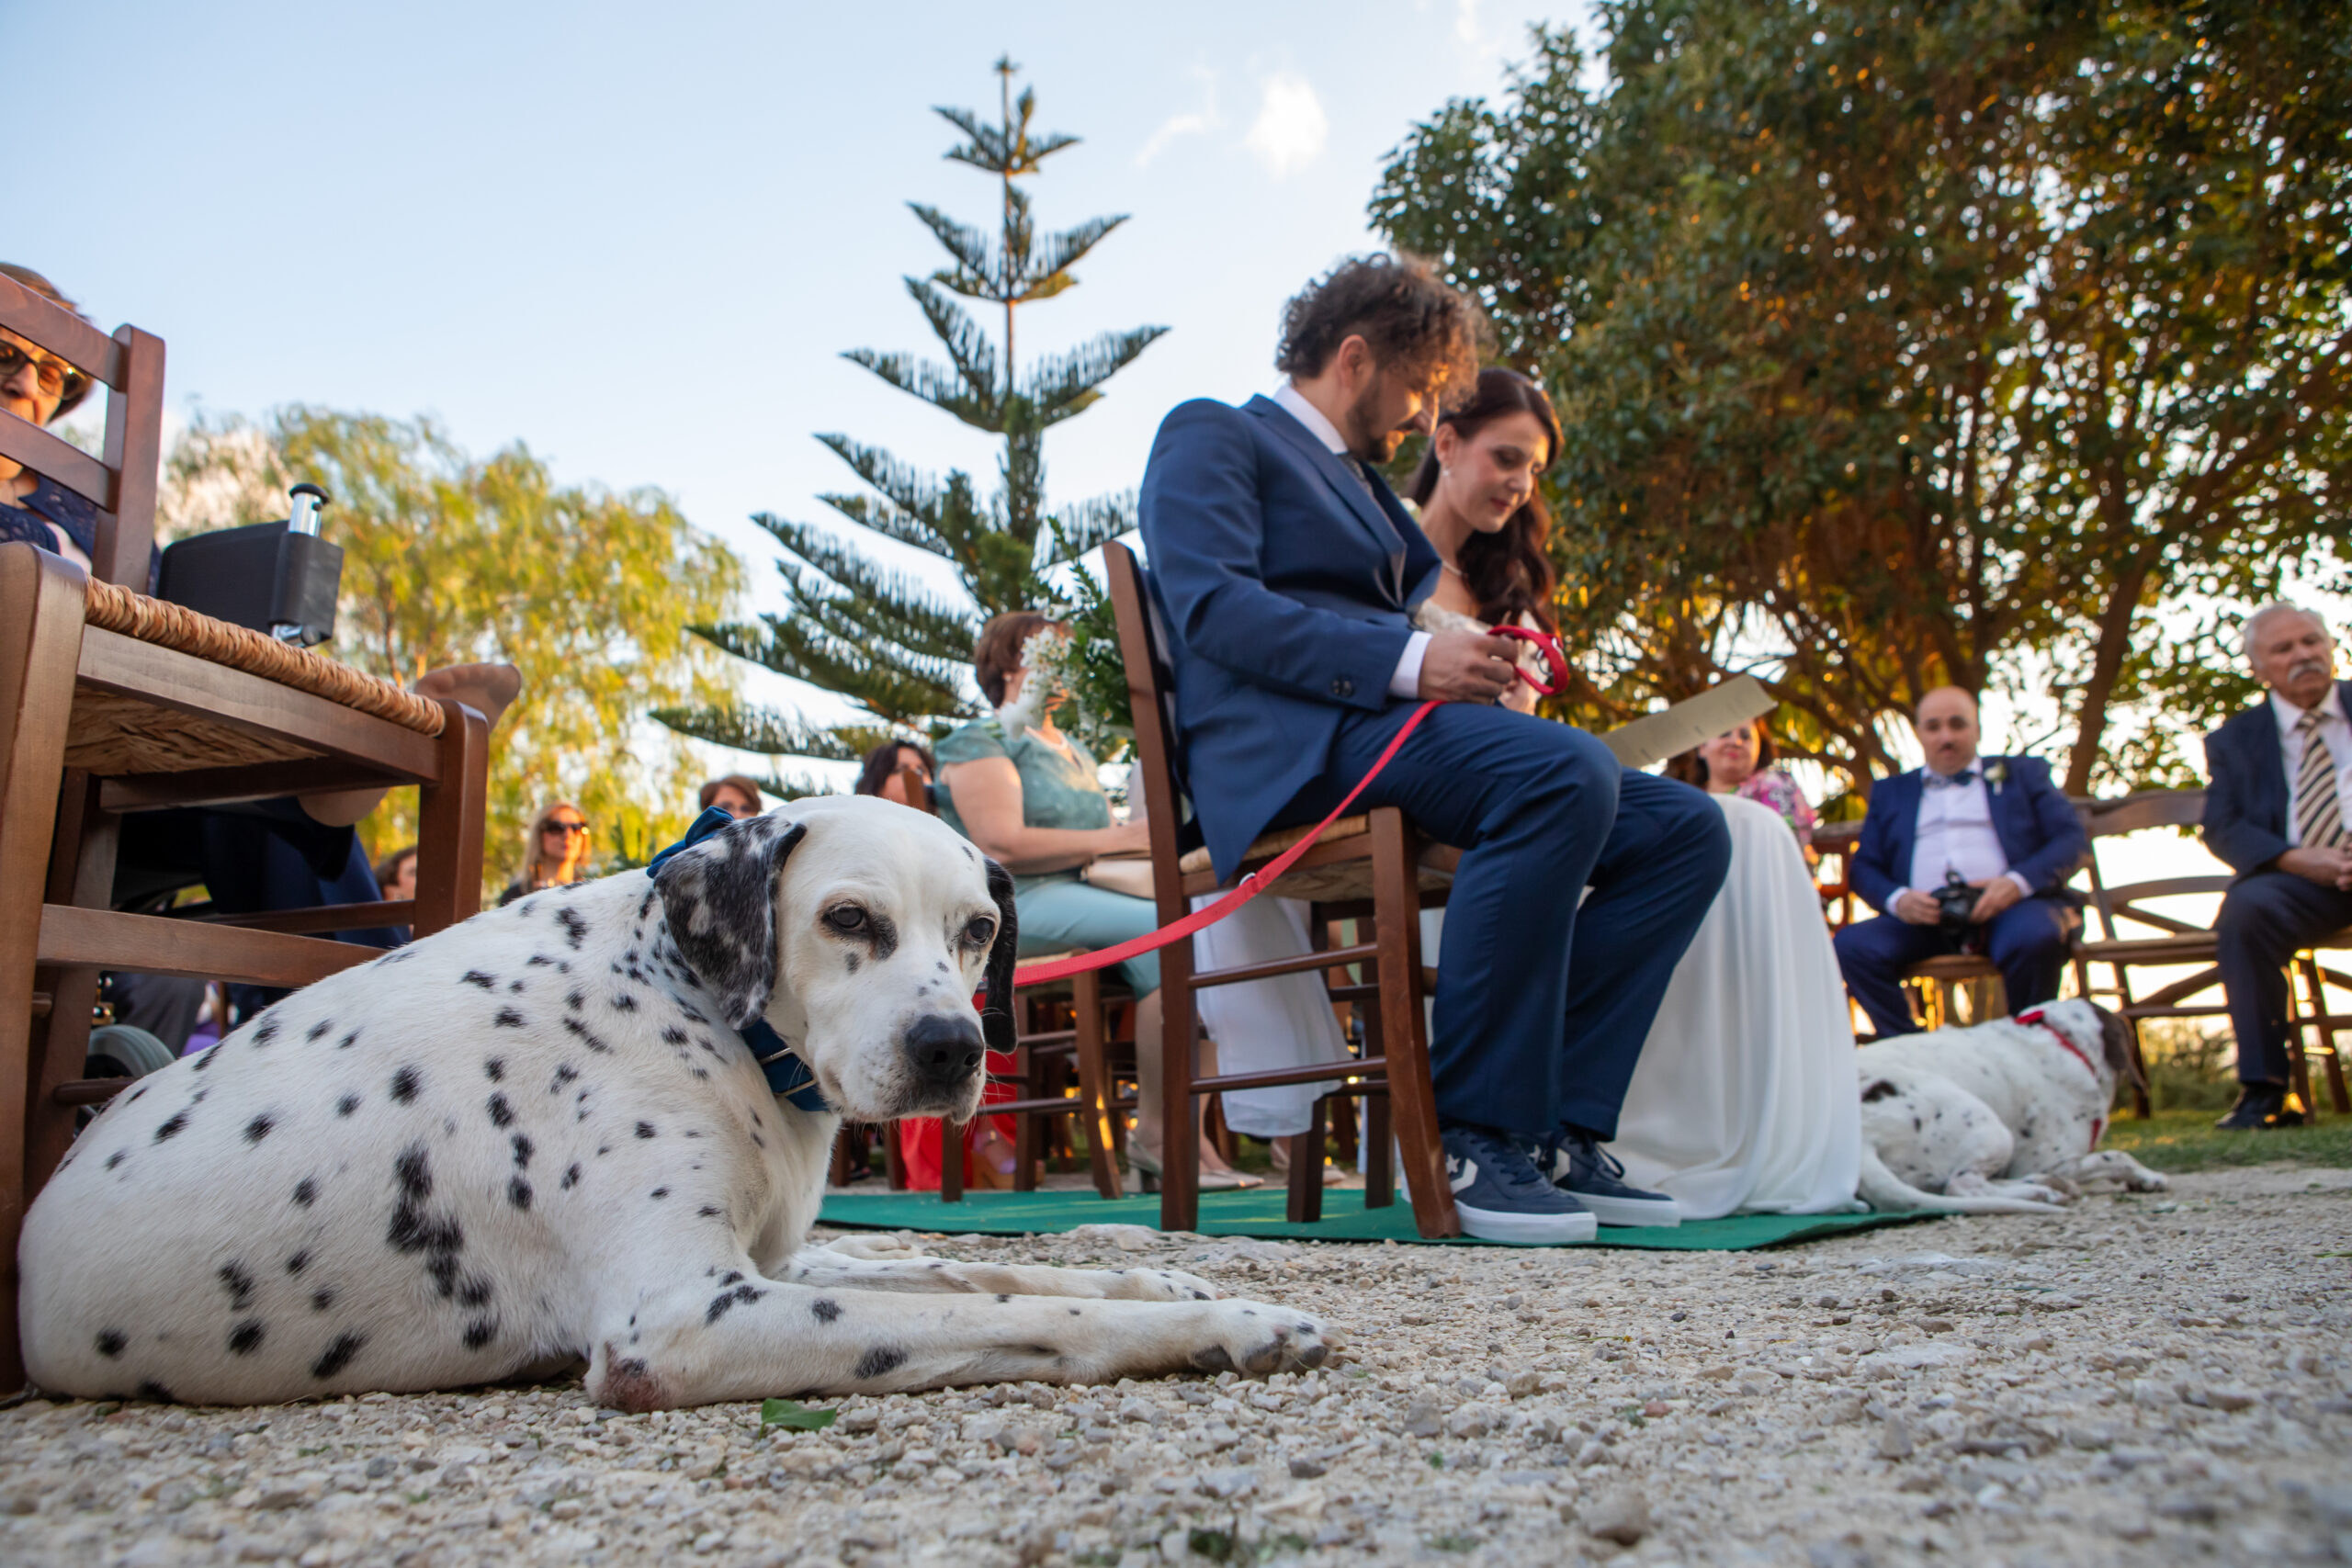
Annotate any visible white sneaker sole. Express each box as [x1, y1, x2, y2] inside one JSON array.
[[1570, 1191, 1682, 1228], [1454, 1201, 1599, 1246]]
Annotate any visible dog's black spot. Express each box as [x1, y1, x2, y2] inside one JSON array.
[[527, 953, 554, 967], [937, 962, 950, 975], [613, 994, 638, 1012], [390, 1066, 422, 1104], [135, 1381, 177, 1404], [286, 1250, 309, 1275], [228, 1320, 266, 1356], [562, 1017, 611, 1053], [635, 1121, 657, 1140], [95, 1330, 126, 1359], [153, 1111, 189, 1143], [560, 1163, 581, 1190], [105, 1149, 126, 1171], [458, 1276, 493, 1308], [253, 1017, 280, 1047], [243, 1113, 274, 1145], [311, 1290, 335, 1313], [844, 953, 859, 974], [507, 980, 524, 994], [483, 1058, 506, 1083], [1860, 1079, 1900, 1103], [493, 1008, 526, 1029], [556, 908, 588, 950], [394, 1145, 431, 1200], [306, 1020, 332, 1043], [463, 1318, 498, 1350], [487, 1093, 514, 1128], [461, 971, 495, 990], [662, 1026, 689, 1046], [293, 1178, 318, 1207], [551, 1064, 580, 1094], [335, 1094, 360, 1118], [311, 1334, 365, 1378], [719, 1270, 743, 1286], [508, 1177, 533, 1212], [697, 1204, 721, 1218], [1069, 1307, 1081, 1315], [192, 1047, 217, 1072], [511, 1133, 533, 1169], [218, 1261, 254, 1309], [995, 1293, 1011, 1303], [337, 1030, 359, 1050], [650, 1187, 669, 1199], [853, 1347, 906, 1380], [705, 1284, 763, 1325], [565, 990, 585, 1012]]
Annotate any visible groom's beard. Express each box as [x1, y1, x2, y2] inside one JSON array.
[[1345, 383, 1412, 466]]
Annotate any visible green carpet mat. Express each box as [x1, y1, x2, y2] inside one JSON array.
[[817, 1187, 1939, 1250]]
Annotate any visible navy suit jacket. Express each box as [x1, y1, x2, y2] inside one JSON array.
[[1137, 394, 1441, 878], [1849, 756, 2088, 915], [2202, 680, 2352, 874]]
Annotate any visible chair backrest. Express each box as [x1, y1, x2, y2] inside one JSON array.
[[0, 274, 165, 587], [1102, 541, 1193, 923], [2075, 788, 2220, 942]]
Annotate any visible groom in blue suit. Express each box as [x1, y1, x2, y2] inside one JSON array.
[[1833, 686, 2089, 1036], [1137, 256, 1730, 1244]]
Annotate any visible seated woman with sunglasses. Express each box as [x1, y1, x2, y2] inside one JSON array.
[[0, 265, 109, 574], [500, 803, 594, 906]]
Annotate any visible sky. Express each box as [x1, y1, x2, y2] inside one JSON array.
[[11, 1, 2302, 971]]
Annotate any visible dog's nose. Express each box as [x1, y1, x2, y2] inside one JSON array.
[[902, 1013, 984, 1089]]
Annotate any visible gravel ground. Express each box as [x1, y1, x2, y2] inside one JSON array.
[[6, 1164, 2349, 1568]]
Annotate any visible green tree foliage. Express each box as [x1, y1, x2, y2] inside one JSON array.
[[161, 410, 744, 886], [1375, 4, 2352, 798], [659, 59, 1166, 761]]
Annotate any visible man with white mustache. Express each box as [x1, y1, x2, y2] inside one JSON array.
[[2203, 602, 2352, 1130]]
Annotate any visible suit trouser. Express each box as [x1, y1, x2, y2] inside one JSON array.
[[1274, 702, 1730, 1141], [1831, 896, 2073, 1038], [2215, 870, 2352, 1085]]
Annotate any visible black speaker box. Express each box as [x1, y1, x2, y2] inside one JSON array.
[[156, 522, 343, 648]]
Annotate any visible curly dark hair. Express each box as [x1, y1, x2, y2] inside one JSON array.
[[1408, 368, 1563, 633], [1273, 254, 1487, 400], [853, 739, 936, 798]]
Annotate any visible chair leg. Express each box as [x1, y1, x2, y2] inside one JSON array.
[[2298, 955, 2351, 1115], [1285, 1097, 1327, 1224], [413, 702, 490, 937], [1012, 1000, 1041, 1192], [829, 1123, 854, 1187], [941, 1115, 965, 1202], [26, 773, 117, 1203], [884, 1122, 907, 1190], [1072, 970, 1119, 1201], [1159, 946, 1202, 1234], [1370, 810, 1457, 1239], [1364, 1089, 1394, 1209]]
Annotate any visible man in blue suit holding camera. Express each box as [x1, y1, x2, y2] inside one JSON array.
[[1832, 686, 2089, 1037], [1137, 256, 1730, 1244]]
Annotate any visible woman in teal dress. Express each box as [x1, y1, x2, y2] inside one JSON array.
[[934, 612, 1255, 1190]]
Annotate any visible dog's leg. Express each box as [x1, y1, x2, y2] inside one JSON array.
[[585, 1274, 1327, 1410], [783, 1248, 1222, 1303], [1857, 1145, 2064, 1215], [2042, 1148, 2168, 1192], [806, 1233, 928, 1263]]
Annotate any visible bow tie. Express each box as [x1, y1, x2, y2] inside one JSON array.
[[1923, 768, 1978, 790]]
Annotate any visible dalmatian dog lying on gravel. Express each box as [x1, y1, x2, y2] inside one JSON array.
[[21, 796, 1327, 1409], [1855, 998, 2168, 1214]]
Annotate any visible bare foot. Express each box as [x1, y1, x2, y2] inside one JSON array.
[[300, 662, 522, 825]]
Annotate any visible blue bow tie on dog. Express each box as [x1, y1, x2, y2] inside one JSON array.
[[649, 807, 830, 1112]]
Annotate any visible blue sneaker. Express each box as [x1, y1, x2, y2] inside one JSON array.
[[1442, 1123, 1598, 1245], [1545, 1131, 1680, 1227]]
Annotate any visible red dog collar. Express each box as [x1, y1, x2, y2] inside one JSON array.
[[2018, 1008, 2107, 1145]]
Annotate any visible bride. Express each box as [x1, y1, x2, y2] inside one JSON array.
[[1403, 368, 1857, 1219]]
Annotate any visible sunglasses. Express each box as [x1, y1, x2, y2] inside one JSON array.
[[0, 339, 91, 406], [544, 819, 591, 836]]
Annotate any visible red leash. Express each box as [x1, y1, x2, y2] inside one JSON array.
[[1010, 626, 1555, 988], [2017, 1008, 2108, 1145]]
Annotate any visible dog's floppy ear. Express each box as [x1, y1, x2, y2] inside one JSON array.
[[980, 857, 1020, 1056], [2092, 1003, 2145, 1091], [653, 814, 809, 1029]]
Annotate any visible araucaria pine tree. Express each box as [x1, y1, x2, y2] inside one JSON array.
[[656, 59, 1166, 769]]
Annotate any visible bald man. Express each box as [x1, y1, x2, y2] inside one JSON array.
[[1833, 688, 2091, 1036]]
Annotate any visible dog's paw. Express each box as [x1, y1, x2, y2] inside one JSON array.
[[1102, 1267, 1224, 1303], [1185, 1301, 1329, 1377], [820, 1233, 928, 1263], [2127, 1168, 2169, 1192]]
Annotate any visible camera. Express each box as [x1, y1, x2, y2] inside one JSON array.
[[1933, 871, 1983, 953]]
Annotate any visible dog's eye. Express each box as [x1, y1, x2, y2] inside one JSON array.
[[823, 905, 869, 934], [962, 916, 996, 948]]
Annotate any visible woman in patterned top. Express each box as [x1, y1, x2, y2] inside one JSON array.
[[1690, 719, 1818, 857]]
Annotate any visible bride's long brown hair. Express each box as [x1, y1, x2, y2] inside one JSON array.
[[1407, 367, 1563, 633]]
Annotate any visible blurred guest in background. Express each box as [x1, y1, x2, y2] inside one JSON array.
[[2203, 603, 2352, 1131], [1683, 719, 1817, 855], [853, 739, 936, 809], [500, 802, 593, 906], [373, 844, 419, 907], [698, 774, 763, 819], [0, 264, 104, 572]]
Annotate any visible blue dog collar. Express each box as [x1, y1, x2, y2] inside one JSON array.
[[648, 807, 831, 1114]]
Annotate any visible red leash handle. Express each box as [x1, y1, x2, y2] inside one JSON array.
[[1009, 697, 1444, 989], [1487, 623, 1567, 696]]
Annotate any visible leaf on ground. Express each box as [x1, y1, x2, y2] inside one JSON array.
[[760, 1397, 838, 1431]]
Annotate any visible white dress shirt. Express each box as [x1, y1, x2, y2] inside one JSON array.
[[2273, 685, 2352, 848], [1904, 765, 2032, 903], [1272, 381, 1430, 699]]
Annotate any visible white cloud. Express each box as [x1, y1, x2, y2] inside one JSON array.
[[1136, 110, 1212, 169], [1243, 71, 1328, 179]]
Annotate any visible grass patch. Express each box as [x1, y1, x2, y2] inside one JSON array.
[[2104, 1109, 2352, 1173]]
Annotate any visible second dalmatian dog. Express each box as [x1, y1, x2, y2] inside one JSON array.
[[1855, 998, 2168, 1214], [20, 797, 1327, 1408]]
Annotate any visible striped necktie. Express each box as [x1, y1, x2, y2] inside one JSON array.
[[2295, 709, 2346, 850]]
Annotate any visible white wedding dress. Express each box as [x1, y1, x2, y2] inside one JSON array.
[[1603, 793, 1860, 1217]]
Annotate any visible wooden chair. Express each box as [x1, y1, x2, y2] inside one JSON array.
[[0, 281, 492, 1393], [1102, 542, 1458, 1238], [2291, 935, 2352, 1117]]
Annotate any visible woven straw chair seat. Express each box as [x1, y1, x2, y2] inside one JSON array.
[[72, 578, 445, 776]]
